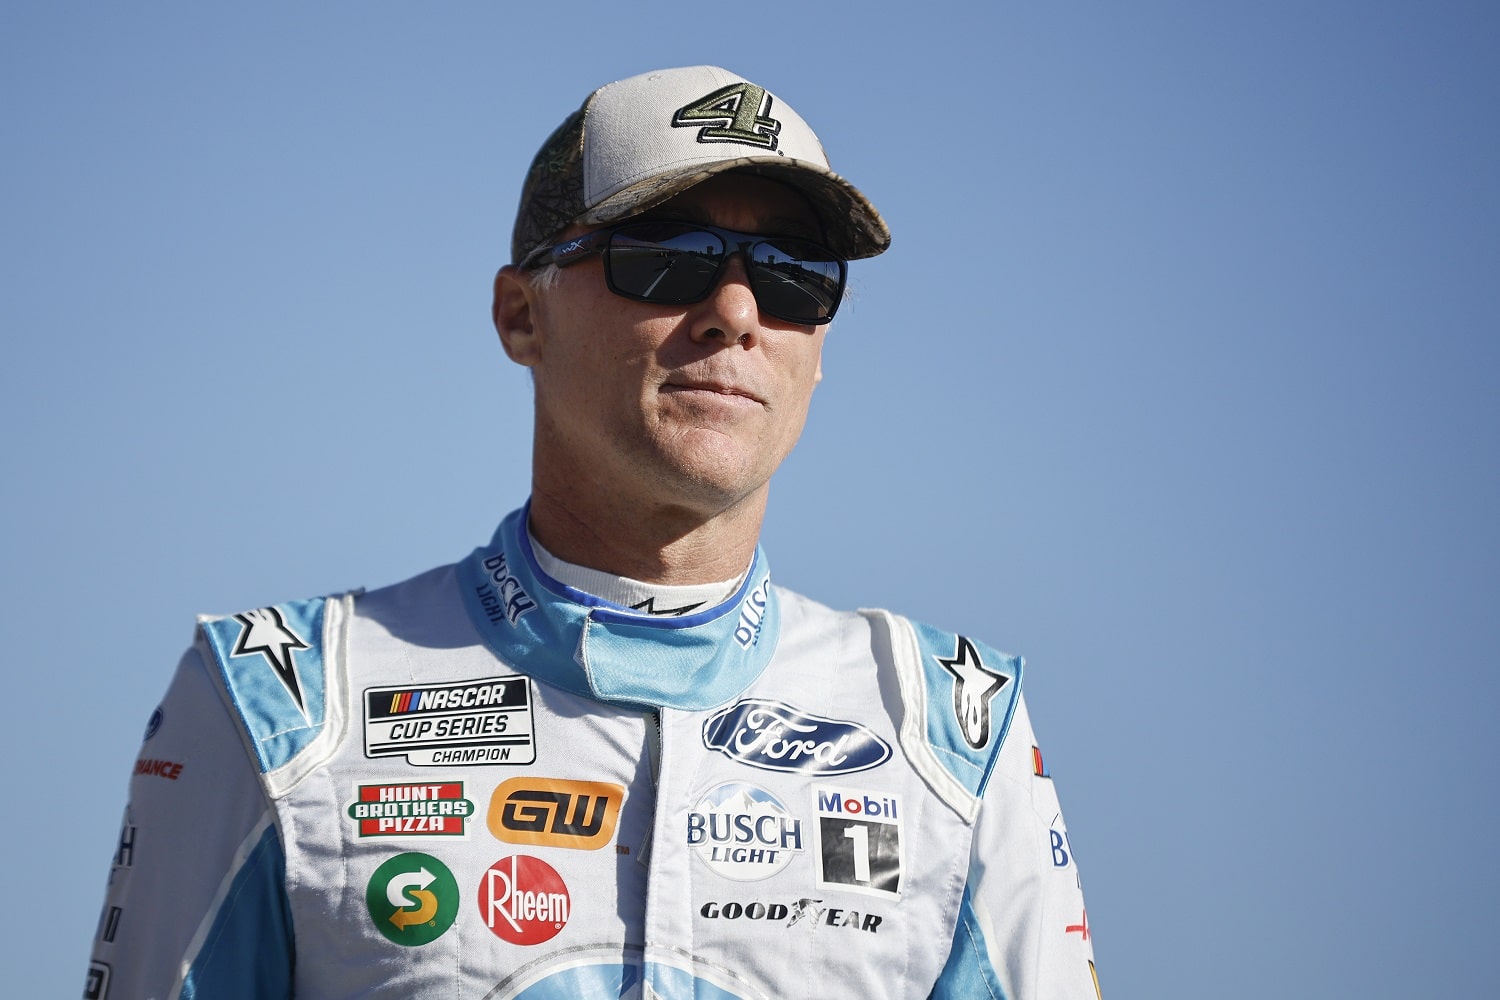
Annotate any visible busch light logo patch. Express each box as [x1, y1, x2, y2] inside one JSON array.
[[702, 699, 892, 775], [1050, 813, 1075, 872], [812, 787, 903, 899], [687, 782, 804, 881], [363, 676, 536, 767]]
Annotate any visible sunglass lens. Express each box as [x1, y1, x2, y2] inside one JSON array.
[[603, 223, 845, 323], [606, 224, 724, 302], [749, 238, 844, 323]]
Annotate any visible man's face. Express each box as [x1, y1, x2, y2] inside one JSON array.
[[501, 172, 830, 522]]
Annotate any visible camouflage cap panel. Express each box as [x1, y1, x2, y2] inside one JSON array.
[[511, 108, 586, 265]]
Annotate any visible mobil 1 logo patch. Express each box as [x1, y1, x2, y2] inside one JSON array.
[[364, 675, 535, 767], [812, 787, 902, 898]]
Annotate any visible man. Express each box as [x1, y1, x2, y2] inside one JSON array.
[[87, 66, 1097, 999]]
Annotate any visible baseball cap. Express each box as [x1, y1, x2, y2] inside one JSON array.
[[511, 65, 890, 265]]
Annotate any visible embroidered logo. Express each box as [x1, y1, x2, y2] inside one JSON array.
[[475, 551, 536, 626], [812, 787, 903, 898], [936, 636, 1010, 749], [702, 699, 891, 775], [363, 676, 536, 767], [487, 778, 625, 851], [365, 852, 460, 946], [631, 596, 705, 616], [699, 898, 884, 934], [1033, 745, 1050, 778], [687, 782, 804, 881], [230, 606, 310, 716], [1050, 814, 1075, 871], [84, 961, 110, 999], [478, 855, 571, 945], [347, 782, 475, 837], [733, 574, 771, 648], [143, 706, 163, 741], [672, 82, 782, 150]]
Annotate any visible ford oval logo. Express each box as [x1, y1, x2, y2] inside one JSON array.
[[702, 699, 892, 775]]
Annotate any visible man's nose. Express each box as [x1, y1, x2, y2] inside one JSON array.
[[688, 254, 760, 347]]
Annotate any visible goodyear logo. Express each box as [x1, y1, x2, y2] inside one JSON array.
[[487, 778, 625, 851], [347, 782, 475, 837]]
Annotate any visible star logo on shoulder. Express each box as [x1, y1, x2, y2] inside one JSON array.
[[936, 636, 1010, 749], [231, 606, 310, 716]]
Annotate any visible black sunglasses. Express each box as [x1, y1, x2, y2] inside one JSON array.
[[523, 221, 848, 325]]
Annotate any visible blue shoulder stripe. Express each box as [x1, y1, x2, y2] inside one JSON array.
[[909, 621, 1022, 800], [930, 884, 1009, 999], [180, 822, 293, 999], [200, 597, 330, 773]]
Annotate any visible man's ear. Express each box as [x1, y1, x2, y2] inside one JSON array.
[[493, 265, 541, 367]]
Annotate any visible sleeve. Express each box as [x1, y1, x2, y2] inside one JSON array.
[[84, 642, 294, 1000], [930, 696, 1099, 1000]]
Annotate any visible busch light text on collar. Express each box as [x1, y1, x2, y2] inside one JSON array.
[[478, 551, 536, 626], [733, 574, 771, 648], [702, 700, 891, 775]]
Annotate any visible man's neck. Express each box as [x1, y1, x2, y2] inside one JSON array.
[[525, 480, 767, 586], [529, 532, 744, 615]]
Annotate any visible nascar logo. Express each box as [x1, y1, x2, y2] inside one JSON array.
[[363, 675, 536, 767]]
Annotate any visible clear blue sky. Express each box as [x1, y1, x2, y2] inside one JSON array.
[[4, 3, 1497, 996]]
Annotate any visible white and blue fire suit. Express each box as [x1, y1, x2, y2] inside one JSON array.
[[87, 505, 1098, 999]]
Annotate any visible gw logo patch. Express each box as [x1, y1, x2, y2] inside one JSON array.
[[487, 778, 625, 851], [672, 82, 781, 150]]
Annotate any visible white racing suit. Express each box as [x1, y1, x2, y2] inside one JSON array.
[[87, 505, 1098, 999]]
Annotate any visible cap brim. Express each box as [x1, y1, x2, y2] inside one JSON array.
[[580, 155, 890, 261]]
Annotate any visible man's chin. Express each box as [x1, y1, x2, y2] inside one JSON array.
[[644, 447, 773, 516]]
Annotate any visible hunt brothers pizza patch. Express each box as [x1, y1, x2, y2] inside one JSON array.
[[348, 782, 476, 837]]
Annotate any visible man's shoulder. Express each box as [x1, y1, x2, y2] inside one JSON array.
[[771, 591, 1027, 819], [771, 584, 1023, 681], [768, 581, 856, 623], [187, 558, 463, 778]]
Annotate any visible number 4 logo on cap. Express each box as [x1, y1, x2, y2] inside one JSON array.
[[672, 83, 782, 150]]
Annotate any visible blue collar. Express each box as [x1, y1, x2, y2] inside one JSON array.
[[456, 505, 780, 711]]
